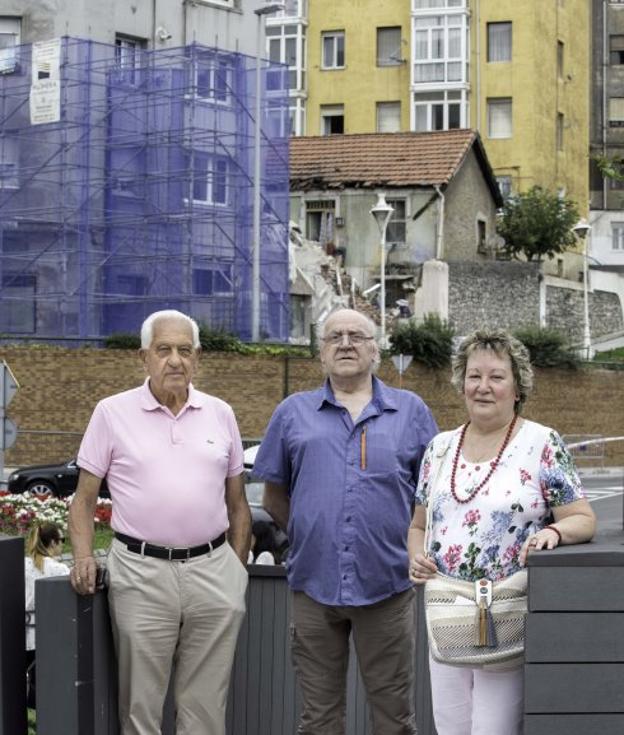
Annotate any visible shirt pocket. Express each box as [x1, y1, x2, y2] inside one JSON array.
[[361, 426, 400, 476]]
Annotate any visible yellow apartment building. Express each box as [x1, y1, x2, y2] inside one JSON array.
[[266, 0, 589, 213]]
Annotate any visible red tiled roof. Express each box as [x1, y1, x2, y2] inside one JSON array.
[[289, 129, 480, 191]]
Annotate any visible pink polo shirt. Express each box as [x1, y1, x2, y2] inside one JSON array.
[[77, 380, 244, 547]]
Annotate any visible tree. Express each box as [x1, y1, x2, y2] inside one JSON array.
[[594, 153, 624, 183], [497, 186, 579, 262]]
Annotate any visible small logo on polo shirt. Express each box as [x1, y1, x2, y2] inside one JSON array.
[[206, 439, 214, 444]]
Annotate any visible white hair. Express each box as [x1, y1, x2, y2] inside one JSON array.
[[140, 310, 200, 349]]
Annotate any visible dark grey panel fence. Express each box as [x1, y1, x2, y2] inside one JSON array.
[[15, 532, 624, 735], [33, 565, 437, 735], [525, 539, 624, 735], [0, 535, 26, 735]]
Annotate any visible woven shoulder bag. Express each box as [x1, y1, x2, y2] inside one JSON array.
[[422, 434, 527, 667]]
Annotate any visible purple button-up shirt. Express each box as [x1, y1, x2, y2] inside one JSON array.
[[253, 376, 438, 606]]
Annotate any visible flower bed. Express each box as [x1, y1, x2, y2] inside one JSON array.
[[0, 491, 112, 537]]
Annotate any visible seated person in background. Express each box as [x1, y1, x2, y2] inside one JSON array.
[[248, 519, 286, 565], [24, 522, 70, 708]]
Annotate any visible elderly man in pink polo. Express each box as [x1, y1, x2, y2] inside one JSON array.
[[68, 309, 251, 735]]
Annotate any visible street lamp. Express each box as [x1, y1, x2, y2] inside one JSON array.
[[252, 2, 284, 343], [370, 192, 394, 349], [572, 218, 592, 360]]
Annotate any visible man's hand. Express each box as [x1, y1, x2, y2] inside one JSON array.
[[68, 468, 102, 595], [70, 556, 98, 595]]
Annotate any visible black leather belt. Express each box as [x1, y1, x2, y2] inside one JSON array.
[[114, 531, 226, 560]]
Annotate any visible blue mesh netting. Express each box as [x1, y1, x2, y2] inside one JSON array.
[[0, 37, 290, 342]]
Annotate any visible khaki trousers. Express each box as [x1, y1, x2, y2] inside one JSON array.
[[107, 538, 247, 735], [291, 589, 417, 735]]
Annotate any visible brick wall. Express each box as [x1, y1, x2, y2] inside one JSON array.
[[2, 345, 624, 466]]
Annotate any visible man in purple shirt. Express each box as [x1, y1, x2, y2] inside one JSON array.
[[253, 308, 438, 735]]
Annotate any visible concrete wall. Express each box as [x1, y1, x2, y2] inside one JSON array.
[[590, 0, 624, 211], [2, 345, 624, 467], [0, 0, 257, 56], [546, 283, 624, 343], [304, 0, 411, 134], [291, 188, 438, 291], [448, 261, 541, 333], [444, 150, 499, 261], [473, 0, 590, 213]]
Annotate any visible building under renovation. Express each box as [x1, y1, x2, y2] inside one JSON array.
[[0, 36, 290, 341]]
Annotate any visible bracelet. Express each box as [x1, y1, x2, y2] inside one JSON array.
[[545, 525, 562, 544]]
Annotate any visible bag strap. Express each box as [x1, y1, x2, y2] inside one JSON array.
[[423, 432, 455, 556]]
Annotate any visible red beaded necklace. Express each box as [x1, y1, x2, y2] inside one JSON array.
[[450, 414, 518, 504]]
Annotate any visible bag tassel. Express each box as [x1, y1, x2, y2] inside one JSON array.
[[477, 599, 498, 648]]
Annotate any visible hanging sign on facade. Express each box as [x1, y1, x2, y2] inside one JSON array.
[[30, 38, 61, 125]]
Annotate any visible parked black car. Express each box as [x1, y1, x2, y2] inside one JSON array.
[[7, 459, 109, 499]]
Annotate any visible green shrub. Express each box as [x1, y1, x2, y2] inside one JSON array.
[[198, 325, 243, 352], [513, 326, 579, 369], [389, 314, 455, 369], [103, 332, 141, 349], [104, 324, 311, 356], [593, 347, 624, 363]]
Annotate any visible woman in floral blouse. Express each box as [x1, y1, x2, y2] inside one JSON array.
[[408, 329, 595, 735]]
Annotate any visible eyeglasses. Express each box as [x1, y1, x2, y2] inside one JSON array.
[[322, 331, 376, 346]]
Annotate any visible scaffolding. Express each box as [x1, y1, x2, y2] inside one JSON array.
[[0, 37, 290, 342]]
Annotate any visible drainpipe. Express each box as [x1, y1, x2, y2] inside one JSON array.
[[602, 0, 608, 209], [152, 0, 157, 47], [475, 0, 481, 131], [434, 185, 445, 260]]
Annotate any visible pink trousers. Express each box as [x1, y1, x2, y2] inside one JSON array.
[[428, 654, 524, 735]]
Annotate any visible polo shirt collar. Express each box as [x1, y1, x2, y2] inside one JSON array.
[[316, 375, 398, 413], [139, 378, 203, 411]]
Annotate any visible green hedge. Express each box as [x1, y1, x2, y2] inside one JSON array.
[[389, 314, 455, 369]]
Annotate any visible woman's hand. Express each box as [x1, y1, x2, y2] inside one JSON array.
[[409, 553, 438, 584], [519, 527, 560, 567]]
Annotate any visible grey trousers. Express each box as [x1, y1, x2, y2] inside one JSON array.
[[107, 538, 248, 735], [291, 589, 417, 735]]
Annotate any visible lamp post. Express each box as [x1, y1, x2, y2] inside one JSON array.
[[252, 2, 284, 342], [370, 192, 394, 349], [572, 218, 592, 360]]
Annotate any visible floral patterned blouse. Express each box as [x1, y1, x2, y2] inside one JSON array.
[[415, 419, 584, 582]]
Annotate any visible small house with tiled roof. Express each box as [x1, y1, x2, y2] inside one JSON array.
[[289, 129, 503, 295]]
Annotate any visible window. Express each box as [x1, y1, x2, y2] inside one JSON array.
[[193, 266, 233, 295], [413, 0, 464, 8], [0, 135, 19, 188], [413, 90, 463, 131], [477, 219, 487, 254], [413, 14, 466, 83], [0, 17, 20, 73], [557, 112, 564, 151], [376, 102, 401, 132], [487, 22, 511, 62], [557, 40, 564, 78], [191, 154, 229, 205], [386, 199, 407, 245], [496, 175, 512, 200], [377, 27, 402, 66], [612, 222, 624, 250], [609, 97, 624, 127], [0, 272, 35, 333], [321, 104, 344, 134], [322, 31, 345, 69], [194, 52, 232, 103], [487, 98, 512, 138], [266, 23, 305, 92], [114, 35, 146, 85], [305, 199, 335, 243], [610, 35, 624, 65]]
